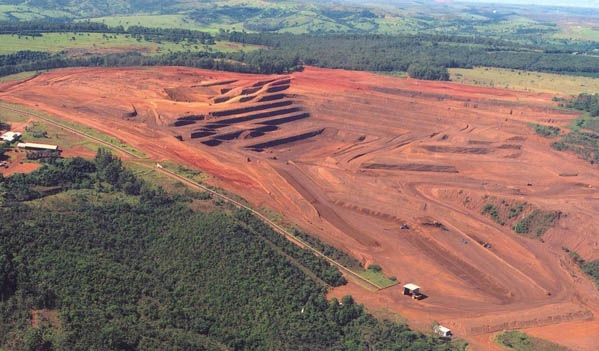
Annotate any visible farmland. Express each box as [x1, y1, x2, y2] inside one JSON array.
[[0, 1, 597, 44]]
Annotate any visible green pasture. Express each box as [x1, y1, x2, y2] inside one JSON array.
[[86, 14, 202, 30], [450, 67, 599, 96], [0, 71, 41, 82], [0, 32, 262, 56], [0, 4, 72, 21], [555, 24, 599, 41]]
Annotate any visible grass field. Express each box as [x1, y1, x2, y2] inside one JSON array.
[[554, 23, 599, 41], [0, 4, 72, 21], [0, 101, 102, 152], [450, 67, 599, 96], [355, 268, 399, 289], [0, 71, 41, 83], [88, 14, 254, 35], [0, 32, 262, 56], [23, 120, 90, 149], [159, 160, 208, 183], [87, 14, 203, 30], [494, 330, 572, 351]]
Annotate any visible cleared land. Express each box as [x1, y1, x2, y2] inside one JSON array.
[[1, 66, 599, 351], [450, 67, 599, 96]]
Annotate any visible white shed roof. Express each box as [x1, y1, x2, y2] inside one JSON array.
[[403, 283, 421, 291], [17, 142, 59, 150]]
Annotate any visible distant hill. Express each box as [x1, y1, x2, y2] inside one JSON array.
[[0, 0, 597, 42], [456, 0, 599, 9]]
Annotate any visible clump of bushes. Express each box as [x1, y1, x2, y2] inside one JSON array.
[[512, 210, 560, 236], [482, 203, 504, 225], [534, 124, 560, 137]]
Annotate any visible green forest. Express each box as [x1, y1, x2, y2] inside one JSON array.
[[0, 151, 465, 351], [0, 21, 598, 79]]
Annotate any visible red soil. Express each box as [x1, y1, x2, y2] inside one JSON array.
[[1, 66, 598, 351], [0, 151, 41, 176]]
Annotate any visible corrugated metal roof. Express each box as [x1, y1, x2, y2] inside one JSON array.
[[17, 142, 59, 150]]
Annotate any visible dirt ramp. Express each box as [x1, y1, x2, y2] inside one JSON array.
[[246, 129, 325, 151], [259, 93, 288, 102], [275, 165, 381, 248], [334, 200, 407, 224], [258, 112, 310, 126], [421, 145, 492, 154], [210, 100, 293, 118]]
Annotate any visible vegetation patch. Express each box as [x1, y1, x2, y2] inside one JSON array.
[[407, 63, 449, 81], [450, 67, 599, 95], [466, 194, 558, 237], [533, 124, 561, 138], [482, 202, 504, 225], [357, 267, 398, 289], [561, 247, 599, 289], [581, 260, 599, 289], [512, 210, 560, 237], [508, 203, 525, 219], [0, 70, 40, 82], [549, 94, 599, 166], [494, 330, 572, 351]]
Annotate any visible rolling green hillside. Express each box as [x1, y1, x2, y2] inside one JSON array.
[[0, 0, 598, 45]]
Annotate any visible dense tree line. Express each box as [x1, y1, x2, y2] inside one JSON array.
[[0, 50, 52, 67], [564, 93, 599, 117], [0, 151, 466, 350], [219, 31, 599, 77], [407, 63, 450, 81], [0, 20, 117, 34], [0, 20, 214, 44], [0, 49, 302, 77], [1, 21, 597, 80]]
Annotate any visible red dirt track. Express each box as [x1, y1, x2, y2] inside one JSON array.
[[2, 66, 599, 350]]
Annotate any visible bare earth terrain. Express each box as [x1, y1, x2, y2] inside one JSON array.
[[1, 66, 598, 350]]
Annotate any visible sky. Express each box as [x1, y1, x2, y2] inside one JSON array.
[[454, 0, 599, 8]]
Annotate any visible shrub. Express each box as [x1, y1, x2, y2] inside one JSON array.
[[367, 264, 382, 272]]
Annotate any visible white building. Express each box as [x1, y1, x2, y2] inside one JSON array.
[[1, 131, 21, 142], [16, 142, 59, 150], [434, 325, 453, 339]]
